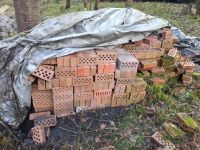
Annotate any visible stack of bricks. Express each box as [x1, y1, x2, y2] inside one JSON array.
[[31, 48, 148, 119]]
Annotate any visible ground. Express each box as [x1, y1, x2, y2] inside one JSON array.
[[0, 0, 200, 150]]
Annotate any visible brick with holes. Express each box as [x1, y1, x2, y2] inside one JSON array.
[[117, 54, 139, 71], [131, 78, 147, 91], [74, 91, 93, 101], [152, 131, 174, 147], [32, 90, 53, 112], [144, 37, 162, 48], [41, 65, 55, 71], [28, 75, 36, 83], [179, 61, 196, 71], [167, 48, 178, 58], [55, 67, 77, 78], [34, 115, 57, 127], [73, 76, 93, 86], [139, 59, 158, 70], [32, 66, 55, 81], [77, 66, 90, 77], [94, 89, 112, 98], [77, 50, 97, 66], [96, 49, 117, 63], [95, 73, 114, 83], [31, 125, 46, 144], [128, 90, 146, 104], [29, 111, 51, 121], [161, 38, 173, 50], [111, 93, 129, 107], [53, 87, 74, 117], [116, 78, 134, 85]]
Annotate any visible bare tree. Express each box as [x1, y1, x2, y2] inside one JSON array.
[[125, 0, 133, 7], [13, 0, 41, 32], [94, 0, 100, 10], [65, 0, 71, 9]]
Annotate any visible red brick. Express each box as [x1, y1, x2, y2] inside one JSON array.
[[95, 73, 114, 82], [28, 75, 36, 83], [77, 66, 90, 77], [57, 57, 64, 67], [38, 79, 46, 90], [109, 81, 115, 89], [179, 61, 196, 70], [63, 56, 71, 66], [144, 38, 162, 48], [94, 89, 112, 98], [73, 76, 93, 86], [42, 59, 51, 65], [119, 85, 126, 93], [90, 66, 97, 76], [29, 111, 51, 121], [59, 78, 67, 87], [50, 58, 57, 65], [116, 78, 134, 85], [66, 78, 73, 87], [55, 67, 77, 78], [52, 79, 60, 87], [46, 80, 53, 90], [32, 66, 55, 81], [77, 50, 97, 66], [139, 59, 157, 70], [98, 64, 104, 74], [151, 67, 165, 74], [31, 125, 46, 144], [112, 93, 129, 107], [70, 53, 77, 67], [182, 75, 192, 83], [162, 29, 172, 39], [74, 91, 93, 101], [115, 69, 120, 79], [41, 65, 54, 71], [34, 115, 57, 127], [129, 90, 146, 104], [167, 48, 178, 58], [131, 78, 147, 91], [103, 63, 116, 73], [96, 49, 117, 64], [101, 97, 111, 107], [161, 38, 173, 50]]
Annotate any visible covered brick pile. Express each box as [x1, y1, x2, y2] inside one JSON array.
[[28, 27, 196, 144]]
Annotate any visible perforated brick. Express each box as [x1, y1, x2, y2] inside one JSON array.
[[131, 79, 147, 91], [117, 54, 139, 71], [144, 38, 162, 48], [31, 125, 46, 144], [32, 66, 54, 81], [73, 76, 93, 86], [139, 59, 157, 70], [128, 90, 146, 104], [74, 92, 93, 101], [96, 49, 117, 63], [29, 111, 51, 121], [41, 65, 55, 71], [94, 89, 112, 98], [123, 43, 151, 51], [179, 61, 196, 70], [116, 78, 134, 85], [162, 39, 173, 49], [53, 87, 74, 117], [77, 50, 97, 66], [34, 115, 57, 127], [55, 67, 77, 78], [112, 93, 129, 107], [167, 48, 178, 58], [32, 90, 53, 112], [95, 73, 114, 83]]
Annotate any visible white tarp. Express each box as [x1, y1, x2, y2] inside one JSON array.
[[0, 8, 169, 129]]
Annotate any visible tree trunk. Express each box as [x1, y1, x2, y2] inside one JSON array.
[[65, 0, 71, 9], [94, 0, 99, 10], [84, 0, 88, 9], [125, 0, 133, 7], [13, 0, 41, 32]]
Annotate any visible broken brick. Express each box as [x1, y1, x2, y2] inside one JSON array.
[[31, 125, 46, 144], [32, 66, 54, 81], [29, 111, 51, 121], [34, 115, 57, 127]]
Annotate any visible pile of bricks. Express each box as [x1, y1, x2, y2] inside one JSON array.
[[29, 27, 196, 144]]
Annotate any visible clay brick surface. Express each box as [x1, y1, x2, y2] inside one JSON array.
[[70, 54, 77, 67], [162, 38, 173, 49], [73, 76, 93, 86], [38, 79, 46, 90], [115, 69, 120, 79], [77, 66, 90, 77], [77, 50, 97, 66], [98, 64, 104, 74], [32, 90, 53, 112], [104, 63, 116, 73], [74, 91, 93, 101], [29, 111, 51, 121], [162, 29, 172, 39], [126, 85, 132, 93], [96, 49, 117, 63], [57, 57, 64, 67], [116, 78, 134, 85], [34, 115, 57, 127], [179, 61, 196, 70], [55, 67, 77, 78], [128, 90, 146, 104], [52, 78, 60, 87], [28, 75, 36, 83], [46, 80, 53, 90], [53, 87, 74, 117], [144, 38, 162, 48], [43, 59, 51, 65], [117, 54, 139, 71], [94, 89, 112, 98], [90, 65, 97, 76], [31, 125, 46, 144], [32, 66, 54, 81], [60, 78, 67, 87], [120, 70, 136, 78], [50, 58, 57, 65], [182, 75, 192, 83], [63, 56, 71, 66], [131, 79, 147, 91], [109, 81, 115, 89], [167, 48, 178, 58], [149, 77, 166, 85], [112, 93, 129, 107], [41, 65, 54, 71], [95, 73, 114, 82], [139, 59, 157, 70]]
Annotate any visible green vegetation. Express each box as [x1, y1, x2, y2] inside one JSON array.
[[183, 117, 198, 130]]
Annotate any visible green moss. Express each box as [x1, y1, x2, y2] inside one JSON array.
[[192, 72, 200, 81], [183, 117, 198, 130], [163, 123, 185, 139]]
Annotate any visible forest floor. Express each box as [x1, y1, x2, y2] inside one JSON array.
[[0, 0, 200, 150]]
